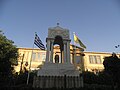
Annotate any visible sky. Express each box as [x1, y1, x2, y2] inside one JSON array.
[[0, 0, 120, 53]]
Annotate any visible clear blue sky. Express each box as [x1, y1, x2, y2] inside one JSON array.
[[0, 0, 120, 53]]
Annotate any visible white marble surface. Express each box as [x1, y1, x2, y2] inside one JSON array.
[[37, 62, 80, 76]]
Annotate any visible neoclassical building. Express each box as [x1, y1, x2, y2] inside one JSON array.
[[14, 46, 118, 73]]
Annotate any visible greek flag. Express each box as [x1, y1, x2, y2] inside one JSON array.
[[34, 33, 45, 50]]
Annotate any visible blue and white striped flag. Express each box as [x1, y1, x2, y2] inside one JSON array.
[[34, 33, 45, 50]]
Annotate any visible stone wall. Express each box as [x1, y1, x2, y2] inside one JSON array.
[[33, 75, 83, 88]]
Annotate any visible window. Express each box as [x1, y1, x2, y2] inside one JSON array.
[[32, 52, 46, 62], [89, 55, 102, 64], [32, 52, 40, 62], [75, 56, 81, 64], [96, 56, 101, 64], [37, 52, 41, 61], [32, 52, 37, 61], [41, 53, 46, 61]]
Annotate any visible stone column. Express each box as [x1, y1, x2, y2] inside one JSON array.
[[67, 41, 71, 63], [60, 49, 62, 63], [50, 40, 54, 62], [63, 41, 67, 63], [46, 39, 50, 62]]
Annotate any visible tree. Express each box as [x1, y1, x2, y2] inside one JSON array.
[[103, 53, 120, 87], [0, 31, 18, 84], [82, 71, 112, 85]]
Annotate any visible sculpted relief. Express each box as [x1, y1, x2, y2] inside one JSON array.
[[48, 29, 70, 39]]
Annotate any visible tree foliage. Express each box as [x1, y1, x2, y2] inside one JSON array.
[[83, 71, 113, 85], [0, 31, 18, 83], [103, 53, 120, 86]]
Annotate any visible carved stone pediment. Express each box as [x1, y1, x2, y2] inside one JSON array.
[[48, 26, 70, 39]]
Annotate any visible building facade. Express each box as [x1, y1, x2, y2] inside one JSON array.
[[15, 46, 119, 73], [15, 48, 46, 72]]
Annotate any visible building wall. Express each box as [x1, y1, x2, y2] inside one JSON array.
[[14, 48, 46, 72], [15, 47, 120, 73], [83, 52, 112, 72]]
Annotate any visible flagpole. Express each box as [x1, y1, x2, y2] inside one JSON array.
[[26, 33, 35, 85], [73, 32, 76, 64]]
